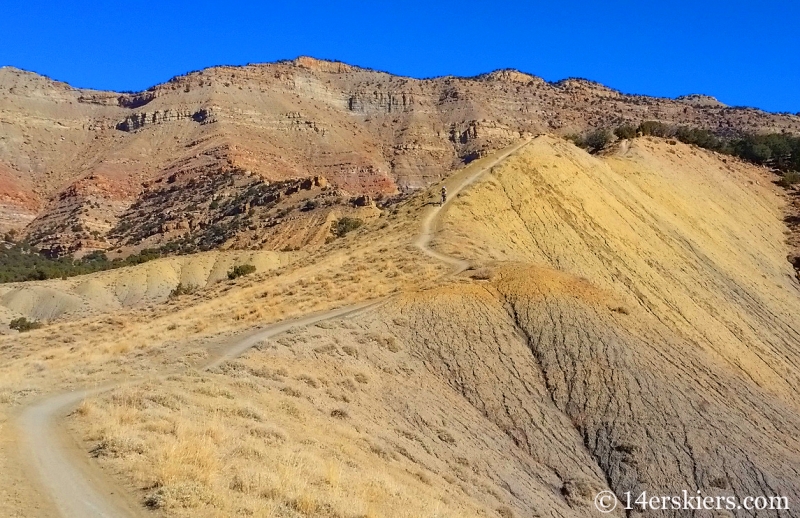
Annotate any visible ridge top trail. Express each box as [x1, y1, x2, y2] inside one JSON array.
[[13, 140, 531, 518], [415, 139, 531, 273]]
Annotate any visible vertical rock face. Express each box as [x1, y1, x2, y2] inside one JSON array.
[[348, 90, 415, 114], [115, 108, 215, 131], [0, 58, 799, 254]]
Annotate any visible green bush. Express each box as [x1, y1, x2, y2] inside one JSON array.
[[567, 129, 612, 153], [0, 244, 171, 284], [333, 217, 363, 237], [9, 317, 42, 332], [583, 129, 613, 152], [778, 171, 800, 188], [732, 133, 800, 171], [674, 126, 726, 151], [614, 124, 638, 140], [579, 121, 800, 189], [169, 282, 197, 298], [638, 121, 672, 137], [228, 264, 256, 280]]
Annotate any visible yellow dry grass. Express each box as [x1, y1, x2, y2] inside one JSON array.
[[74, 363, 485, 518], [4, 136, 800, 517], [0, 205, 448, 398]]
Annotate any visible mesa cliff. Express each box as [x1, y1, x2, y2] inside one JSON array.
[[1, 58, 798, 256]]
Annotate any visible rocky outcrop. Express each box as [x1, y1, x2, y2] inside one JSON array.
[[347, 90, 415, 114], [351, 195, 373, 207], [478, 69, 543, 85], [677, 94, 727, 107], [3, 57, 800, 257], [299, 176, 328, 190], [115, 108, 215, 132], [117, 90, 157, 109], [292, 56, 354, 73], [76, 93, 122, 106]]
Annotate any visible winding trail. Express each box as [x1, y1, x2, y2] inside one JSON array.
[[16, 301, 382, 518], [14, 139, 529, 518], [415, 139, 530, 272]]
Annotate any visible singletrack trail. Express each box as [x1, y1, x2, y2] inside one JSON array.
[[16, 300, 381, 518], [415, 139, 530, 272], [14, 139, 529, 517]]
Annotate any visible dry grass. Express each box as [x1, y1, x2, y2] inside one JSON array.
[[72, 363, 485, 518], [0, 179, 467, 516], [8, 138, 798, 518], [0, 208, 445, 401]]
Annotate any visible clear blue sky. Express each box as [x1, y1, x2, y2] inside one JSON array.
[[1, 1, 798, 113]]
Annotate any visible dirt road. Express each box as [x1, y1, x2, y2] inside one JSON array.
[[14, 140, 529, 517]]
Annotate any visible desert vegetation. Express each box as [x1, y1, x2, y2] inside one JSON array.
[[0, 245, 166, 283], [228, 264, 257, 279], [9, 317, 42, 332], [569, 121, 800, 183], [332, 217, 363, 238], [2, 49, 800, 518], [1, 136, 799, 518], [169, 283, 198, 298]]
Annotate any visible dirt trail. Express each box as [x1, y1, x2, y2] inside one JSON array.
[[17, 300, 383, 518], [14, 141, 531, 517], [414, 139, 530, 272], [18, 386, 146, 518]]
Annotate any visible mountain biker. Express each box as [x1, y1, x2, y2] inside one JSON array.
[[440, 186, 447, 206]]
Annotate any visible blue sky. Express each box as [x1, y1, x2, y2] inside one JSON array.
[[1, 1, 798, 113]]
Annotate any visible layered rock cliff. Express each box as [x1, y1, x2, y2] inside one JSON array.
[[0, 58, 798, 256]]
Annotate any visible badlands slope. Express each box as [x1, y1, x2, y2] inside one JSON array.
[[13, 137, 791, 518], [0, 250, 298, 323]]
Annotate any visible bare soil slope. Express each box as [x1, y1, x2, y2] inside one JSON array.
[[0, 249, 298, 323], [36, 138, 800, 517]]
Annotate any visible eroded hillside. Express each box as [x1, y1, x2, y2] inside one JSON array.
[[440, 136, 800, 395], [2, 58, 799, 255], [3, 138, 788, 517]]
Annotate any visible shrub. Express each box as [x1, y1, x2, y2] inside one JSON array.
[[732, 133, 800, 171], [778, 171, 800, 188], [169, 283, 197, 298], [575, 122, 800, 190], [330, 408, 349, 419], [9, 317, 42, 332], [584, 128, 613, 152], [638, 121, 672, 137], [675, 126, 725, 151], [569, 129, 613, 153], [332, 217, 363, 237], [614, 124, 638, 140], [82, 250, 109, 264], [228, 264, 256, 280]]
